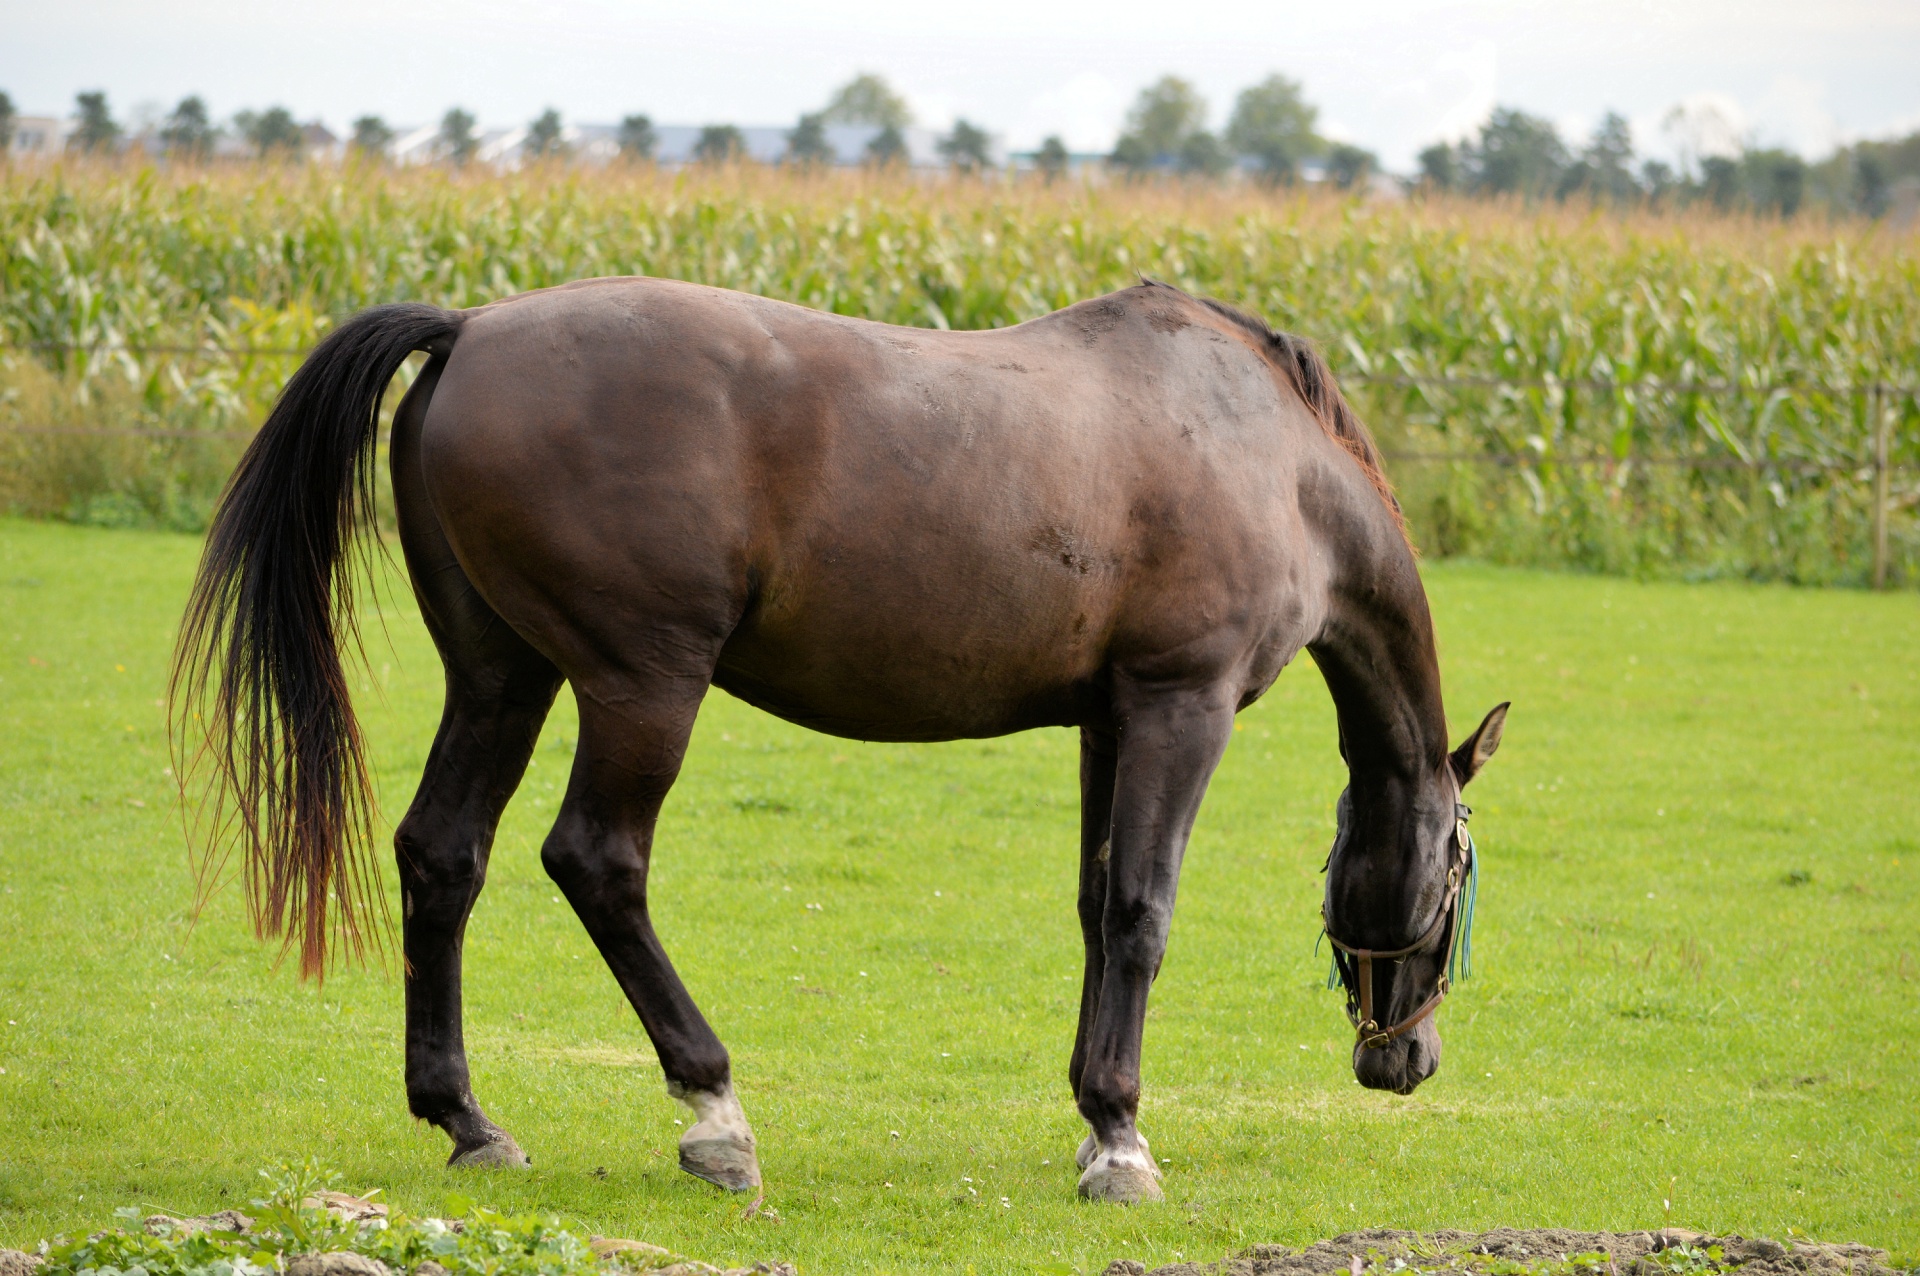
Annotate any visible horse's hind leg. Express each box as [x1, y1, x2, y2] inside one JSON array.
[[392, 356, 563, 1165], [1069, 726, 1118, 1172], [395, 641, 559, 1165], [543, 671, 761, 1192]]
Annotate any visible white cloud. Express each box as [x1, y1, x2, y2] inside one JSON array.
[[1012, 73, 1130, 152], [1753, 73, 1840, 156], [1655, 93, 1749, 173], [1387, 40, 1500, 153]]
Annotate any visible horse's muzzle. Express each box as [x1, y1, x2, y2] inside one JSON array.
[[1352, 1019, 1441, 1094]]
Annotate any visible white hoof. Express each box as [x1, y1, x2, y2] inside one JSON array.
[[448, 1134, 530, 1168], [672, 1081, 762, 1192], [1077, 1155, 1164, 1204], [1075, 1132, 1162, 1204], [1075, 1132, 1098, 1170]]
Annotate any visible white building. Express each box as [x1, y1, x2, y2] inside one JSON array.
[[6, 116, 72, 158], [387, 121, 996, 170]]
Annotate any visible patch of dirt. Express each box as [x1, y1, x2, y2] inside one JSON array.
[[1103, 1230, 1903, 1276]]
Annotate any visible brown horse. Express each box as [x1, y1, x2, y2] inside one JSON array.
[[174, 277, 1506, 1204]]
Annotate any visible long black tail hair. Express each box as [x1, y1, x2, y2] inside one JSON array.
[[172, 303, 464, 979]]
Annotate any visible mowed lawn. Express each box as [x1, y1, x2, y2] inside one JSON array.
[[0, 518, 1914, 1273]]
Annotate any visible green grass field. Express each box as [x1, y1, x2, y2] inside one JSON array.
[[0, 518, 1915, 1273]]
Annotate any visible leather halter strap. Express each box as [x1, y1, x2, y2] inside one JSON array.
[[1322, 810, 1472, 1051]]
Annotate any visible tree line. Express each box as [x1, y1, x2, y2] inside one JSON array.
[[0, 77, 993, 173], [3, 77, 1913, 217], [1411, 105, 1908, 218]]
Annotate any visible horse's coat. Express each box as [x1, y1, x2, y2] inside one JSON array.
[[174, 278, 1505, 1202]]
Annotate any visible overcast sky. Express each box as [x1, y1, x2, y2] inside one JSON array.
[[5, 0, 1918, 169]]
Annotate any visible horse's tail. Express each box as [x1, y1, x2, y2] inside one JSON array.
[[171, 302, 464, 980]]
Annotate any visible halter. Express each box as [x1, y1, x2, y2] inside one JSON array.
[[1321, 803, 1478, 1051]]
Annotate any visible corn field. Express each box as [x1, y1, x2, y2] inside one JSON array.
[[2, 161, 1915, 585]]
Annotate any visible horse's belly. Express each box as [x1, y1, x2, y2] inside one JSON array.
[[711, 558, 1113, 741]]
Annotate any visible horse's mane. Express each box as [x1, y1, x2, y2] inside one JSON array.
[[1142, 281, 1411, 549]]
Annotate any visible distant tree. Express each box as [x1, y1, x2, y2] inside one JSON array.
[[866, 123, 908, 167], [787, 112, 833, 166], [617, 114, 656, 161], [1226, 74, 1322, 183], [1109, 132, 1155, 172], [351, 115, 394, 157], [1177, 130, 1231, 178], [439, 108, 479, 166], [1464, 107, 1568, 198], [694, 124, 745, 164], [1111, 76, 1207, 171], [939, 118, 993, 173], [1700, 155, 1741, 209], [821, 73, 913, 129], [524, 108, 566, 161], [235, 106, 304, 158], [1416, 142, 1461, 192], [1854, 152, 1889, 218], [1560, 111, 1637, 203], [159, 96, 216, 158], [1639, 159, 1676, 206], [1325, 141, 1376, 190], [0, 92, 15, 154], [1744, 148, 1806, 218], [1035, 134, 1069, 182], [70, 91, 121, 153]]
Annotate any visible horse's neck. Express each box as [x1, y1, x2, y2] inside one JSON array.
[[1307, 546, 1449, 788]]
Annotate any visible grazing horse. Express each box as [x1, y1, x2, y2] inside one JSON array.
[[174, 277, 1507, 1204]]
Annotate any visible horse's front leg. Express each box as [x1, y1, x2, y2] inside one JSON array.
[[1075, 680, 1236, 1203]]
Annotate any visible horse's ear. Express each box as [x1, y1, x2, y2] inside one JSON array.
[[1449, 702, 1509, 787]]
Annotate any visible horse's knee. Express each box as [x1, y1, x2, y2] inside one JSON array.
[[1102, 905, 1171, 979]]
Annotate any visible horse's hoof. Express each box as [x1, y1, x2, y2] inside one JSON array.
[[678, 1136, 761, 1192], [447, 1133, 530, 1169], [1075, 1132, 1098, 1170], [1077, 1154, 1163, 1204]]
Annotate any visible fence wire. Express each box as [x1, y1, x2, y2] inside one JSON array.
[[5, 335, 1913, 585]]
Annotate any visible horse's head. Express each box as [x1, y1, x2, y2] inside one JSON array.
[[1323, 702, 1507, 1094]]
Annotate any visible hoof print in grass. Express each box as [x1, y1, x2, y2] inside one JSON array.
[[0, 1251, 44, 1276], [303, 1193, 388, 1223], [287, 1255, 392, 1276], [1126, 1231, 1905, 1276], [589, 1238, 679, 1267], [144, 1211, 253, 1238]]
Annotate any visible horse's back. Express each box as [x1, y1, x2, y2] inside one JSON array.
[[415, 277, 1327, 738]]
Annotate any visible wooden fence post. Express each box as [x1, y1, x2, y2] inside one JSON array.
[[1870, 384, 1890, 590]]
